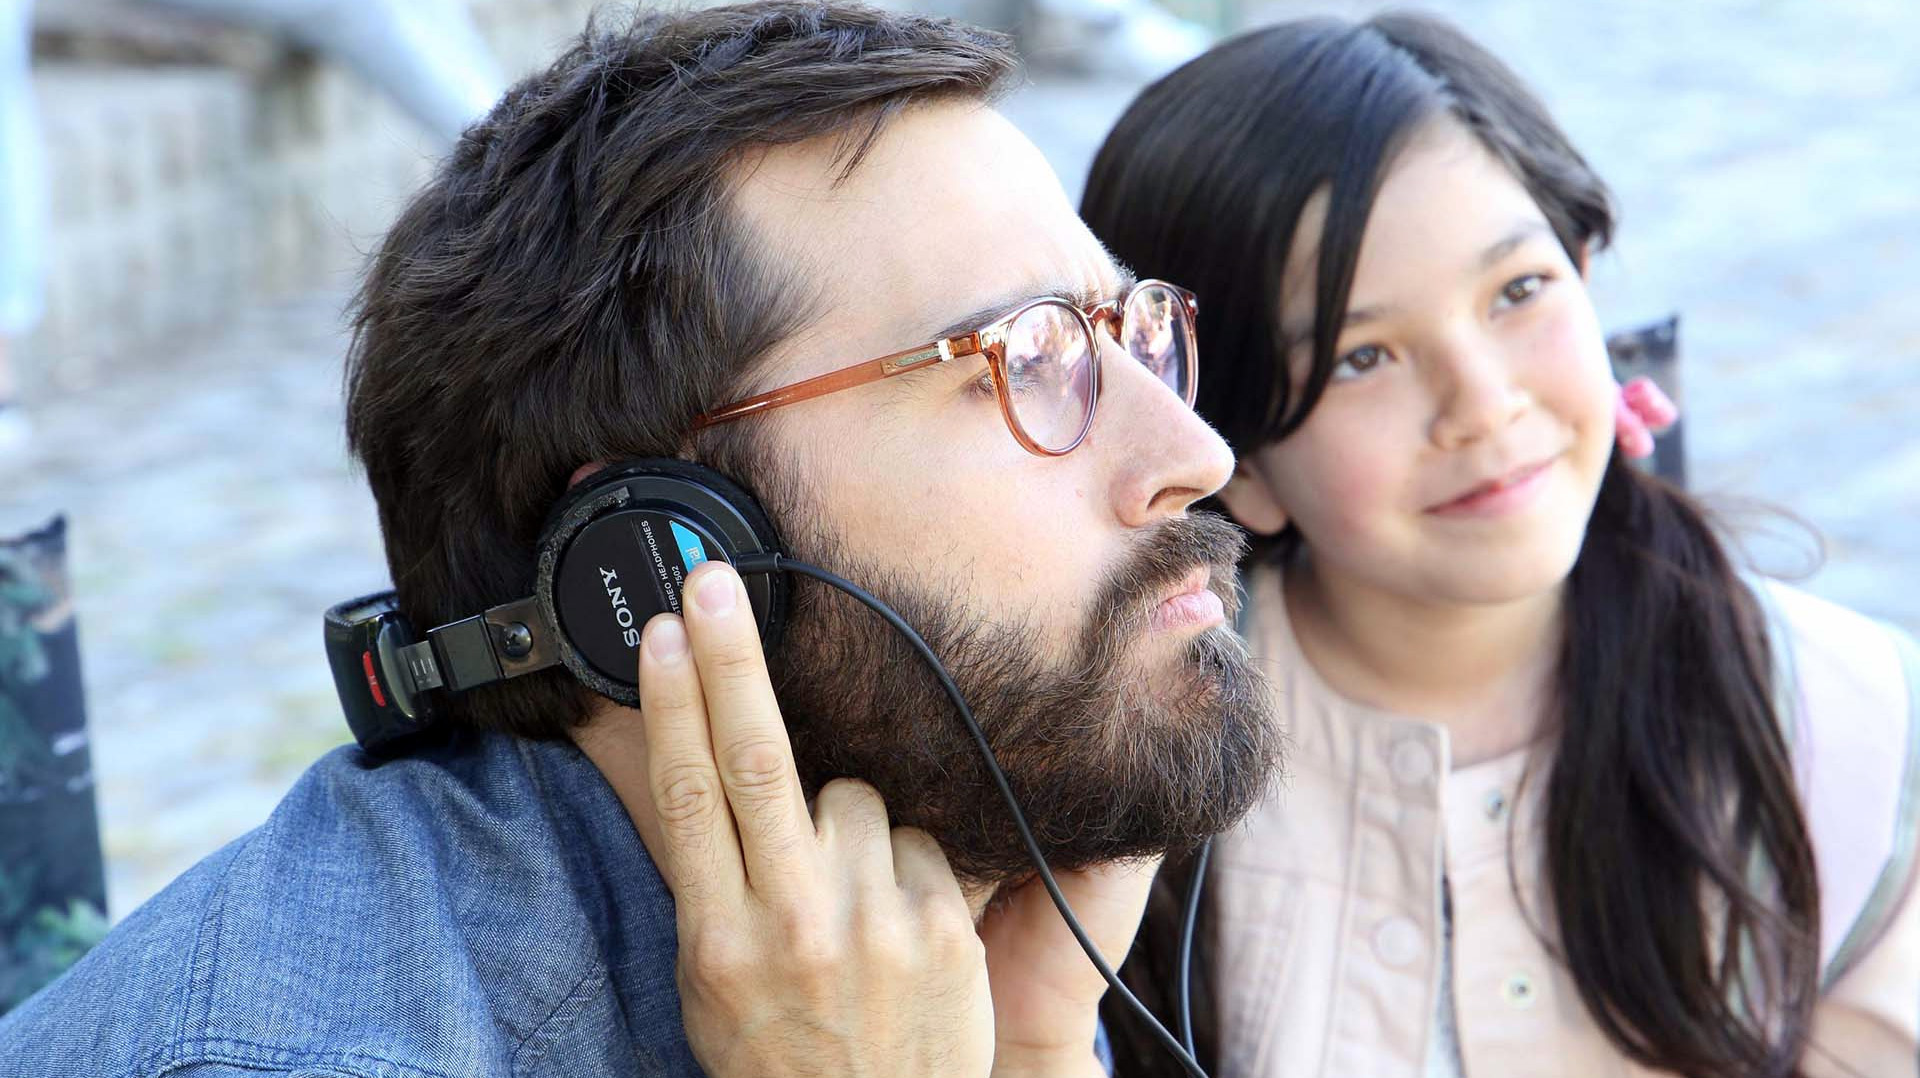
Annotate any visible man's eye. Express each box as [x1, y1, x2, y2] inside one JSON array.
[[1330, 344, 1388, 383], [1496, 274, 1547, 308]]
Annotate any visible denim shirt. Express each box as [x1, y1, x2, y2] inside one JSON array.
[[0, 729, 706, 1078]]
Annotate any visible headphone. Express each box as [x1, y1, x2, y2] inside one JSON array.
[[325, 459, 789, 752], [324, 457, 1213, 1076]]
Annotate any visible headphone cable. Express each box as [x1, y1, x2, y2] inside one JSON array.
[[737, 552, 1209, 1078], [1176, 837, 1210, 1059]]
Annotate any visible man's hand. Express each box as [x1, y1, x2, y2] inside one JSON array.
[[636, 562, 993, 1078], [980, 860, 1160, 1078]]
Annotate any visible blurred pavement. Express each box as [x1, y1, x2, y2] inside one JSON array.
[[2, 0, 1915, 917]]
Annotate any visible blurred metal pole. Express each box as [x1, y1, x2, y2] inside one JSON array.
[[0, 0, 48, 344], [142, 0, 503, 143]]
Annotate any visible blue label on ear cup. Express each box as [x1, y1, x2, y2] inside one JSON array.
[[670, 521, 709, 572]]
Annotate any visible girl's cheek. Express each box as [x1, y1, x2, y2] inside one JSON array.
[[1520, 297, 1613, 421], [1281, 418, 1410, 549], [1553, 336, 1621, 494]]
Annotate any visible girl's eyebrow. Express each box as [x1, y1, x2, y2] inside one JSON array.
[[1278, 303, 1391, 355], [1477, 220, 1557, 270], [1276, 219, 1561, 352]]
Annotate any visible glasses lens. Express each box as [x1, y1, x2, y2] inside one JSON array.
[[1002, 300, 1095, 452], [1124, 284, 1194, 405]]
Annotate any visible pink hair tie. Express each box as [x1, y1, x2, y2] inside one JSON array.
[[1614, 376, 1678, 460]]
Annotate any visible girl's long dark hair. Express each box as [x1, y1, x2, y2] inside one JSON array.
[[1083, 14, 1819, 1077]]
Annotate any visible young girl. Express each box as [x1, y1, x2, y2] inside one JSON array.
[[1082, 14, 1920, 1078]]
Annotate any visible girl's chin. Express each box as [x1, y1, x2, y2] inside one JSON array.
[[1416, 544, 1583, 608], [1308, 550, 1576, 615]]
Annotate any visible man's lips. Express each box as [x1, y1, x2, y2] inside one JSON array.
[[1150, 567, 1224, 632], [1427, 455, 1558, 516]]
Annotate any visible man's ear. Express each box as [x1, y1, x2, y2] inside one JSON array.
[[1216, 462, 1289, 536], [569, 461, 609, 490], [1575, 240, 1592, 282]]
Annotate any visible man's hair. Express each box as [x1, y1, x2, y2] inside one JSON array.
[[344, 2, 1019, 739]]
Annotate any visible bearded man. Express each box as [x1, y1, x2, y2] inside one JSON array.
[[0, 5, 1279, 1075]]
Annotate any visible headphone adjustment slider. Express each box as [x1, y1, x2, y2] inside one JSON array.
[[399, 640, 444, 695]]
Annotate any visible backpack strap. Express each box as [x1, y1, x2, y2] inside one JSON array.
[[1820, 622, 1920, 988], [1752, 577, 1920, 987]]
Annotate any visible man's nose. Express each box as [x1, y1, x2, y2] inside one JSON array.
[[1088, 337, 1235, 528]]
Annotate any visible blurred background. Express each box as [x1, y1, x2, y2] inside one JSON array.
[[0, 0, 1913, 946]]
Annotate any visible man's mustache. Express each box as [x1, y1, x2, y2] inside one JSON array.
[[1087, 511, 1248, 644]]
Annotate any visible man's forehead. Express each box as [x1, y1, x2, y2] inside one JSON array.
[[731, 100, 1125, 356]]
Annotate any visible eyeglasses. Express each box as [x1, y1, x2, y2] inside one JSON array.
[[694, 279, 1199, 456]]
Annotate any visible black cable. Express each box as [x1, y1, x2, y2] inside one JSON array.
[[1176, 838, 1211, 1060], [736, 552, 1210, 1078]]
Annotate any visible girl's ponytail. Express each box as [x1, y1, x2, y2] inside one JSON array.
[[1546, 459, 1818, 1077]]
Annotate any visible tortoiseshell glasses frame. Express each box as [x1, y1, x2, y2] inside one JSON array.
[[693, 279, 1200, 457]]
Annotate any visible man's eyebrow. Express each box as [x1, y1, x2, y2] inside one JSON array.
[[923, 266, 1138, 343]]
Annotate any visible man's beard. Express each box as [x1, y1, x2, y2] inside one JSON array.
[[763, 504, 1283, 884]]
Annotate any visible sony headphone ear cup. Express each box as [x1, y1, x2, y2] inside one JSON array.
[[540, 458, 787, 572], [535, 458, 789, 704], [541, 458, 783, 550], [606, 458, 783, 556]]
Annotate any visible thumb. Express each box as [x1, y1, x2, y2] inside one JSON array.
[[983, 856, 1161, 968]]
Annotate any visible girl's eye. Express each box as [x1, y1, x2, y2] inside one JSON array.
[[1496, 274, 1547, 308], [1330, 344, 1389, 383]]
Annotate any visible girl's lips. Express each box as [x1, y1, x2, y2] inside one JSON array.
[[1427, 457, 1556, 518]]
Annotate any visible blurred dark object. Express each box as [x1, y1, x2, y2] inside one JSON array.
[[0, 516, 108, 1016], [1607, 315, 1686, 487]]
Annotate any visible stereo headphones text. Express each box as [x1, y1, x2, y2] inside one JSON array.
[[324, 458, 1212, 1076]]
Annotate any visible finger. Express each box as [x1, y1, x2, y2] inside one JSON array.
[[892, 827, 988, 989], [812, 778, 896, 895], [889, 826, 967, 915], [984, 861, 1156, 956], [637, 612, 745, 906], [977, 858, 1161, 1005], [1044, 857, 1161, 961], [681, 562, 817, 898]]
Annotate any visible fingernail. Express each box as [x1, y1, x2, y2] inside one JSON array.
[[694, 568, 738, 616], [648, 617, 688, 660]]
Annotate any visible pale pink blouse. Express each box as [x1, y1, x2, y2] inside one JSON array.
[[1215, 567, 1920, 1077]]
